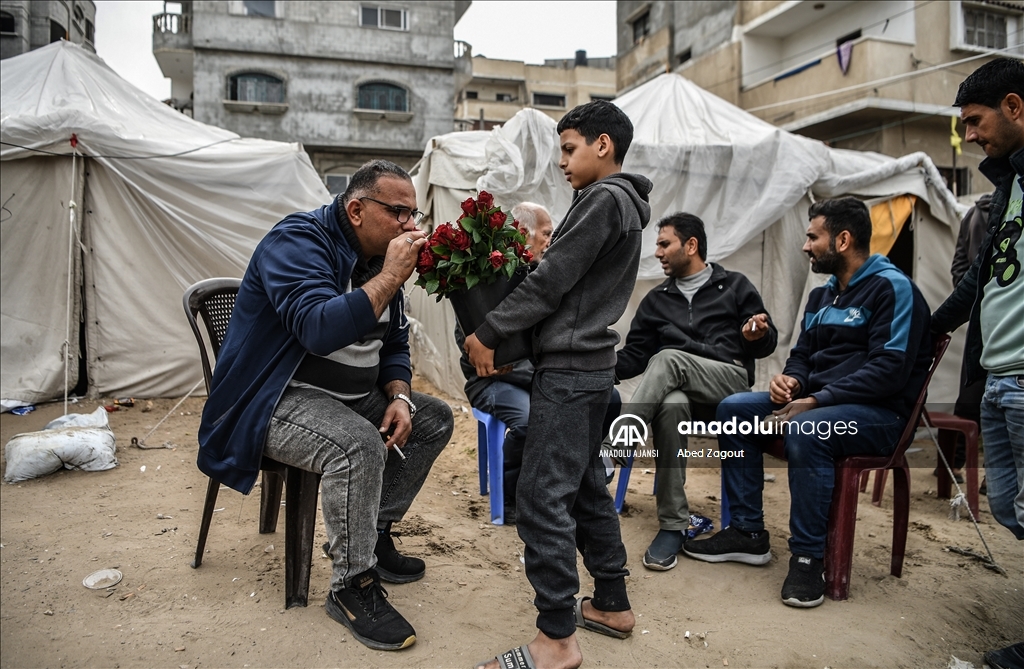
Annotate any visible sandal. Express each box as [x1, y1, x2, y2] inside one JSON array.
[[574, 597, 632, 639], [476, 645, 535, 669]]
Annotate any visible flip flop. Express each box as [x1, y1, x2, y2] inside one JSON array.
[[475, 645, 535, 669], [574, 597, 632, 639]]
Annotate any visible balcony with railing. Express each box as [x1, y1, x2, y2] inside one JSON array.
[[152, 12, 193, 82], [153, 12, 191, 51]]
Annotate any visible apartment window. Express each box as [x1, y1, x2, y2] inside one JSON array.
[[229, 72, 285, 103], [326, 174, 350, 197], [229, 1, 278, 18], [533, 93, 566, 108], [50, 20, 65, 43], [632, 11, 650, 45], [84, 19, 94, 42], [361, 5, 408, 31], [358, 82, 408, 112], [496, 93, 513, 102], [938, 167, 971, 198], [465, 91, 478, 99], [964, 6, 1008, 49], [0, 11, 15, 33]]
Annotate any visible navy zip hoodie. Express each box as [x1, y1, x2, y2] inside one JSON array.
[[784, 254, 931, 418], [197, 199, 411, 494]]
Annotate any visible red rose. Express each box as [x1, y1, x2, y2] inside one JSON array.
[[416, 246, 436, 273], [461, 197, 477, 218], [512, 241, 525, 256], [488, 250, 505, 269], [477, 191, 494, 211], [488, 211, 507, 229], [450, 226, 471, 251], [523, 249, 534, 263]]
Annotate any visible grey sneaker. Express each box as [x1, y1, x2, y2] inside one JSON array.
[[682, 526, 772, 565], [642, 530, 685, 571], [780, 554, 825, 608]]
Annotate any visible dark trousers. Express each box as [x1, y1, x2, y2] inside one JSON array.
[[516, 369, 630, 639], [473, 382, 623, 507], [717, 392, 905, 558]]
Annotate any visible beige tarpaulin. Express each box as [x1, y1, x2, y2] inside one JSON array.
[[1, 42, 328, 403]]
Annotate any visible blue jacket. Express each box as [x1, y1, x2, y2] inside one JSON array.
[[784, 254, 932, 418], [197, 199, 411, 493]]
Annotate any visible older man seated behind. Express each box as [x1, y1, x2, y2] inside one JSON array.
[[683, 197, 932, 608]]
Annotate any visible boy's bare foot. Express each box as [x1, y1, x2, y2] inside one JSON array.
[[580, 599, 635, 635], [474, 630, 583, 669]]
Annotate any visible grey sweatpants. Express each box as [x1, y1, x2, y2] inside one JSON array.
[[264, 386, 453, 591]]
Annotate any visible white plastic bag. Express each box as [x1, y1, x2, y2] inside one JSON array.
[[4, 407, 118, 483]]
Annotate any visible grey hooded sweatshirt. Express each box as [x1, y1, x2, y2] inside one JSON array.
[[474, 173, 653, 371]]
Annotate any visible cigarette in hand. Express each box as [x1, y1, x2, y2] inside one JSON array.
[[393, 445, 406, 460], [750, 319, 756, 332]]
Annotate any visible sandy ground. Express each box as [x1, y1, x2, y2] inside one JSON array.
[[1, 377, 1022, 669]]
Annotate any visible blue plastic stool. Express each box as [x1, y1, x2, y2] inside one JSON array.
[[472, 408, 507, 525], [720, 476, 731, 529], [613, 453, 658, 514]]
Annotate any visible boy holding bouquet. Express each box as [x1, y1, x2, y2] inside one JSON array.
[[465, 101, 652, 669]]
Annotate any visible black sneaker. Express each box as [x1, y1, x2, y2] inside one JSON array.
[[682, 526, 772, 565], [325, 569, 416, 650], [502, 504, 517, 526], [984, 641, 1024, 669], [781, 554, 825, 608], [374, 523, 425, 584], [642, 529, 685, 571]]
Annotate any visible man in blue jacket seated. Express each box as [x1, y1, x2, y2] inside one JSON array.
[[611, 212, 777, 572], [197, 160, 454, 651], [684, 196, 932, 609]]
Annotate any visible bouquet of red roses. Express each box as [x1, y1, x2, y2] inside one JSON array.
[[414, 190, 533, 299]]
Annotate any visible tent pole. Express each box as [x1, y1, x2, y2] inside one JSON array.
[[64, 149, 78, 416]]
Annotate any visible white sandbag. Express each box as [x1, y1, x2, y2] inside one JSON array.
[[43, 406, 110, 430], [4, 409, 117, 482]]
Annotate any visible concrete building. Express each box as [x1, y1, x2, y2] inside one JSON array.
[[1, 0, 96, 60], [616, 0, 1024, 195], [454, 46, 617, 131], [153, 0, 471, 196]]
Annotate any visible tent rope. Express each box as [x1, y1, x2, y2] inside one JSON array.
[[63, 137, 79, 416], [135, 378, 204, 447], [920, 412, 1006, 577]]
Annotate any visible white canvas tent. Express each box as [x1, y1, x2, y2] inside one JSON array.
[[1, 41, 329, 404], [408, 74, 970, 405]]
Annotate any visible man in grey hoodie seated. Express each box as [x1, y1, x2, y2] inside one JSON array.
[[612, 212, 777, 572]]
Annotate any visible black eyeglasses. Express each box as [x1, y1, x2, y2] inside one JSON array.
[[359, 197, 424, 224]]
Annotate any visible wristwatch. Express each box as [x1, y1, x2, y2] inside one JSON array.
[[390, 393, 417, 417]]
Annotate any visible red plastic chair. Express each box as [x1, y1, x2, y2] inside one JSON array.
[[726, 335, 949, 600], [183, 278, 322, 609], [866, 409, 979, 519]]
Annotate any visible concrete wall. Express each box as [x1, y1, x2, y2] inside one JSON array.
[[193, 50, 453, 153], [1, 0, 95, 59], [180, 1, 458, 178], [456, 55, 617, 126]]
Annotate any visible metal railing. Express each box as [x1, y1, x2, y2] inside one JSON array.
[[153, 12, 190, 35]]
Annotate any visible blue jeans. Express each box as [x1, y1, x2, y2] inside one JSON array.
[[717, 392, 905, 558], [473, 382, 622, 507], [980, 374, 1024, 540]]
